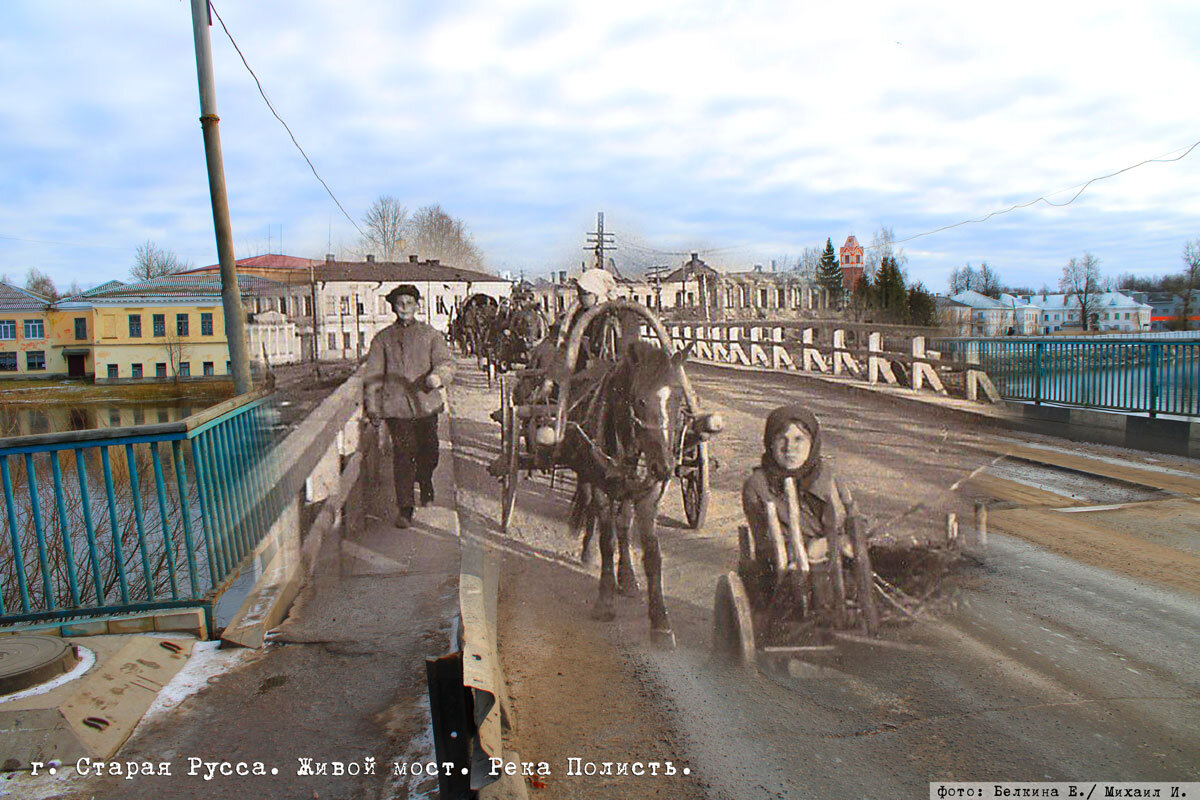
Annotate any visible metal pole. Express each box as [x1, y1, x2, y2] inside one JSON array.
[[189, 0, 253, 394]]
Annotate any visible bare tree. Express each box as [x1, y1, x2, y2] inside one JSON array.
[[948, 263, 973, 294], [132, 240, 190, 281], [978, 261, 1002, 298], [359, 194, 410, 261], [1176, 239, 1200, 330], [25, 268, 58, 299], [798, 246, 822, 278], [1059, 252, 1105, 331], [864, 226, 906, 282], [410, 204, 486, 271]]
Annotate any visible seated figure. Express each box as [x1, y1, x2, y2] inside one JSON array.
[[740, 404, 852, 610]]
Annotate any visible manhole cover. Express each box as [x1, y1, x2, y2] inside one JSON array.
[[0, 635, 79, 696]]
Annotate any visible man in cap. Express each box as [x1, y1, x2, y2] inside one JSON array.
[[364, 284, 456, 528]]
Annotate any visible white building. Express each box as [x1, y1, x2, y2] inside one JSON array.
[[1020, 292, 1151, 334]]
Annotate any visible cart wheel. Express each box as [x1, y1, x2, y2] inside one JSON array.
[[681, 439, 710, 529], [713, 572, 756, 670], [501, 400, 520, 531]]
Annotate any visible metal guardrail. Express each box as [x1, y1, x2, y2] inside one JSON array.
[[931, 338, 1200, 417], [0, 389, 284, 631]]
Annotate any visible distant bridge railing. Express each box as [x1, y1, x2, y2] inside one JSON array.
[[930, 338, 1200, 417], [0, 390, 283, 632], [664, 323, 1001, 403]]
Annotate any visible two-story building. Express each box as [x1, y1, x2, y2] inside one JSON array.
[[0, 283, 59, 377], [70, 273, 286, 382]]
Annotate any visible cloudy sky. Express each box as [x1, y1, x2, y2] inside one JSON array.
[[2, 0, 1198, 293]]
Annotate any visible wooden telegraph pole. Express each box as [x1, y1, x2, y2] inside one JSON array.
[[189, 0, 253, 394]]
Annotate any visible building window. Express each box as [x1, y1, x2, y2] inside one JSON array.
[[437, 296, 448, 315], [179, 362, 190, 377], [153, 314, 165, 337], [342, 332, 351, 349], [176, 313, 189, 336], [0, 353, 16, 371], [106, 363, 118, 379], [156, 362, 167, 378], [340, 296, 350, 314], [303, 296, 312, 316], [0, 320, 14, 340], [358, 331, 366, 351], [24, 319, 44, 340], [201, 312, 213, 336], [203, 361, 214, 376], [131, 363, 143, 378], [225, 360, 231, 374], [25, 351, 46, 370], [128, 314, 142, 337], [74, 317, 87, 340], [328, 332, 337, 350], [109, 408, 121, 427]]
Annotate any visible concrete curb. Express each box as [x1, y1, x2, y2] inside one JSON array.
[[444, 399, 529, 800]]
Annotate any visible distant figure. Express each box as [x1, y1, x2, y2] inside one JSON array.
[[363, 284, 456, 529]]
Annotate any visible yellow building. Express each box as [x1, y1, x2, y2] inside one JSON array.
[[0, 283, 61, 377], [73, 274, 284, 383]]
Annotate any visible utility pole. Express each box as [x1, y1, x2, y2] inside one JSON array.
[[585, 211, 615, 271], [308, 264, 321, 380], [189, 0, 252, 394]]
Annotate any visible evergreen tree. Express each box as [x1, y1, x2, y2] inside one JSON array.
[[815, 238, 843, 308], [873, 255, 907, 320], [907, 282, 938, 326]]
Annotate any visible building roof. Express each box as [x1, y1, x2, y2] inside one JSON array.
[[189, 254, 321, 272], [0, 282, 51, 310], [840, 235, 862, 253], [78, 273, 285, 302], [949, 290, 1007, 310], [934, 296, 971, 309], [1023, 292, 1151, 311], [313, 259, 503, 285]]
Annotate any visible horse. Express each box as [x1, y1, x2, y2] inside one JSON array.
[[489, 303, 548, 372], [458, 297, 498, 367], [559, 339, 688, 647]]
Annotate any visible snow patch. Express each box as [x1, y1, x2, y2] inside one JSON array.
[[140, 640, 253, 722]]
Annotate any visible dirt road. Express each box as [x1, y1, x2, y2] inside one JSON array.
[[448, 358, 1200, 799]]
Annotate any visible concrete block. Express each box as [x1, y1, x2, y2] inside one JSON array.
[[1070, 407, 1126, 432], [106, 616, 155, 635], [59, 620, 109, 637], [1126, 416, 1191, 457], [154, 610, 207, 638]]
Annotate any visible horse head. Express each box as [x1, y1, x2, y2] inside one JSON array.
[[610, 340, 688, 486]]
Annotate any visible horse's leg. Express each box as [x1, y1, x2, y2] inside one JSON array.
[[579, 514, 595, 565], [616, 499, 640, 596], [636, 487, 674, 647], [591, 497, 617, 621]]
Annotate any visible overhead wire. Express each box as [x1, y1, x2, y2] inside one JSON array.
[[208, 2, 365, 239], [887, 137, 1200, 248]]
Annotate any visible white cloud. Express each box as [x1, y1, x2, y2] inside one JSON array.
[[0, 0, 1198, 290]]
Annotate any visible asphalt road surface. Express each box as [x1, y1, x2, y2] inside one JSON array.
[[449, 358, 1200, 799]]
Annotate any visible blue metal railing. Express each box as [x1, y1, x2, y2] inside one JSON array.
[[931, 338, 1200, 417], [0, 391, 283, 630]]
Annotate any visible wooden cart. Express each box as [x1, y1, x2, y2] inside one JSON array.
[[495, 300, 718, 531]]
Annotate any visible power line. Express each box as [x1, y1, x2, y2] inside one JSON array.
[[208, 2, 364, 239], [0, 233, 130, 251], [889, 137, 1200, 248]]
